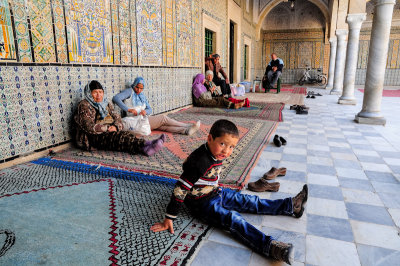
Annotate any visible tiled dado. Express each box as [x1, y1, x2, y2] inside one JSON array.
[[0, 65, 200, 161]]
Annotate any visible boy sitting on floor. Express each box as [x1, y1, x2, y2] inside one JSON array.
[[151, 119, 308, 264]]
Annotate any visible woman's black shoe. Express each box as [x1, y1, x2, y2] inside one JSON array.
[[273, 135, 282, 147], [280, 136, 287, 145]]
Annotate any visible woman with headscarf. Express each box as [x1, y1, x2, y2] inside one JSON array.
[[192, 73, 244, 109], [74, 80, 165, 156], [113, 77, 200, 135]]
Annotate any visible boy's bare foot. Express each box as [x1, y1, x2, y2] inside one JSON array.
[[269, 240, 293, 265], [293, 184, 308, 218]]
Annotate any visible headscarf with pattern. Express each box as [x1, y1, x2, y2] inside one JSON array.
[[84, 80, 109, 119]]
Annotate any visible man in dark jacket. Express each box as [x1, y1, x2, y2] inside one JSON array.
[[205, 54, 232, 97], [263, 53, 284, 92]]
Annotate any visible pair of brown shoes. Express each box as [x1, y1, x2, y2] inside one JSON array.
[[247, 167, 287, 192]]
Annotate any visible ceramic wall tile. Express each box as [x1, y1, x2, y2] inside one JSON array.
[[11, 0, 32, 62], [175, 0, 192, 66], [64, 0, 113, 63], [136, 0, 162, 65], [0, 0, 17, 60], [28, 0, 56, 62]]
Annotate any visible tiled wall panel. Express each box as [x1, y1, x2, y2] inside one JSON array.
[[11, 0, 33, 62], [64, 0, 113, 63], [51, 0, 68, 63], [0, 65, 200, 161], [28, 0, 56, 62], [0, 0, 17, 60], [136, 0, 163, 65]]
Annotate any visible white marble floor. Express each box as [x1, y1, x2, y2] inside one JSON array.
[[190, 86, 400, 266]]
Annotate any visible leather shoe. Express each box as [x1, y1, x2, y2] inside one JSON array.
[[293, 184, 308, 218], [263, 167, 287, 180], [279, 136, 287, 145], [248, 178, 280, 192], [273, 135, 281, 147], [296, 106, 308, 115]]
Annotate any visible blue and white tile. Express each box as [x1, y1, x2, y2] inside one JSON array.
[[307, 173, 339, 187], [342, 188, 384, 206], [306, 235, 360, 266], [357, 244, 400, 266], [388, 208, 400, 227], [307, 214, 353, 242], [307, 197, 348, 219], [345, 202, 394, 225], [350, 220, 400, 251], [336, 167, 367, 179]]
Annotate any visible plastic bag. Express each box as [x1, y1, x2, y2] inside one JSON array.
[[122, 115, 151, 136]]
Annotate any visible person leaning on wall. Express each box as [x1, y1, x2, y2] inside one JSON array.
[[205, 54, 232, 97]]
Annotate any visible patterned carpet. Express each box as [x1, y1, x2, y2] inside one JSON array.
[[52, 113, 278, 189], [238, 91, 305, 105], [177, 102, 284, 122], [0, 159, 210, 265]]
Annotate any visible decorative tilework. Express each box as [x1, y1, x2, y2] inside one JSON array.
[[111, 0, 120, 64], [28, 0, 56, 62], [0, 65, 200, 161], [136, 0, 162, 65], [192, 0, 201, 67], [176, 0, 192, 66], [64, 0, 113, 63], [0, 0, 16, 60], [130, 0, 137, 65], [11, 0, 32, 62], [119, 0, 132, 65], [163, 0, 175, 66], [51, 0, 68, 63]]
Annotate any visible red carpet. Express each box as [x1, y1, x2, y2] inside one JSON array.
[[358, 89, 400, 97]]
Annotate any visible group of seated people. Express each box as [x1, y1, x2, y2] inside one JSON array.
[[73, 66, 248, 156]]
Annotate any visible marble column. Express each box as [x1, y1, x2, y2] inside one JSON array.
[[355, 0, 395, 125], [325, 37, 337, 90], [339, 13, 366, 105], [330, 29, 348, 95]]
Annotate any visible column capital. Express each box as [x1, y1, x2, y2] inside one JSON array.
[[329, 37, 337, 44], [371, 0, 396, 6], [335, 29, 348, 40], [346, 13, 366, 29]]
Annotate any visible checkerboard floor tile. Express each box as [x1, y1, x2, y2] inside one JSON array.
[[192, 87, 400, 265]]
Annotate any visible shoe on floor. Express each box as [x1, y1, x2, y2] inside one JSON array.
[[306, 95, 310, 98], [248, 178, 280, 192], [273, 135, 282, 147], [269, 240, 293, 265], [279, 136, 287, 145], [311, 95, 316, 98], [296, 106, 308, 115], [263, 167, 287, 180], [293, 184, 308, 218]]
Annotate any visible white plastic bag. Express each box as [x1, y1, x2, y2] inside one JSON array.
[[122, 115, 151, 136]]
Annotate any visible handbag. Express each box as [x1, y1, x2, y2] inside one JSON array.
[[122, 115, 151, 136]]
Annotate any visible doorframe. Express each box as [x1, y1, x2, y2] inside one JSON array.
[[227, 0, 242, 84]]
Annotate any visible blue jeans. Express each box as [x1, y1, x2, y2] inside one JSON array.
[[187, 188, 293, 256]]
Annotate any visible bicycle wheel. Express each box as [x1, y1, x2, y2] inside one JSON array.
[[318, 76, 327, 86], [298, 77, 305, 86]]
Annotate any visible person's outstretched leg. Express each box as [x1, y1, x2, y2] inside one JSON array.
[[220, 188, 294, 216], [149, 115, 200, 135], [194, 196, 293, 264], [270, 71, 282, 87]]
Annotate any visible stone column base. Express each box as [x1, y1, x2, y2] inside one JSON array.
[[330, 89, 342, 95], [338, 98, 357, 105], [354, 115, 386, 125], [325, 85, 333, 90]]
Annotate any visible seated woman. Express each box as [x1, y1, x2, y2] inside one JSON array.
[[204, 70, 223, 97], [192, 73, 244, 109], [204, 70, 250, 107], [113, 77, 200, 136], [74, 80, 164, 156]]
